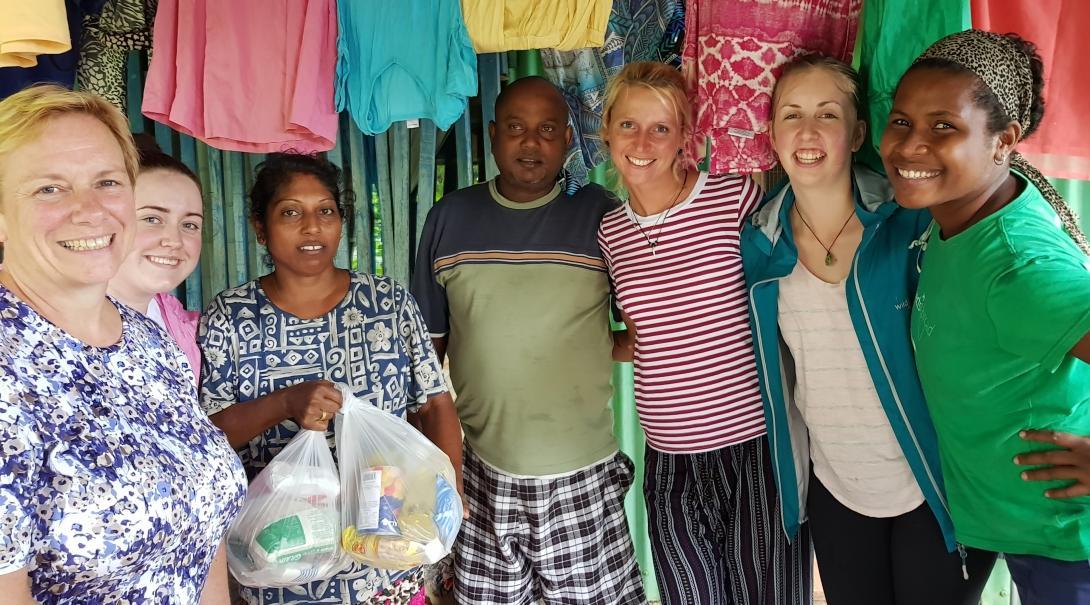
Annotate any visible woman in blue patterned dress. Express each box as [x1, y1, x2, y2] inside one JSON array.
[[0, 86, 247, 603], [199, 153, 463, 605]]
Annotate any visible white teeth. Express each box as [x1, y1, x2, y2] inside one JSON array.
[[60, 236, 111, 251], [147, 256, 180, 266], [300, 245, 323, 251], [627, 156, 654, 167], [795, 151, 825, 164], [897, 168, 941, 180]]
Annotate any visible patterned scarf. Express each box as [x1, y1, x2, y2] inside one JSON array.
[[915, 29, 1090, 254]]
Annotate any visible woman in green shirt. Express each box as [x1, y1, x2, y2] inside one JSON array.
[[880, 29, 1090, 605]]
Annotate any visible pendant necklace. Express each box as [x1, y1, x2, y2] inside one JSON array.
[[631, 175, 688, 256], [794, 204, 855, 266]]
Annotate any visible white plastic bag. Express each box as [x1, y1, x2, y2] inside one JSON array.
[[226, 429, 348, 587], [334, 385, 463, 570]]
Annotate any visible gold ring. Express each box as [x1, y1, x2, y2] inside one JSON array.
[[318, 410, 328, 422]]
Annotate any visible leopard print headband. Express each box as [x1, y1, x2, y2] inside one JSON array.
[[912, 29, 1090, 254], [915, 29, 1034, 132]]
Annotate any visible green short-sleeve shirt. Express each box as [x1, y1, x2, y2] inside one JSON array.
[[912, 177, 1090, 560]]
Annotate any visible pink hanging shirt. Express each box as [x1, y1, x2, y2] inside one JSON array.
[[142, 0, 339, 153]]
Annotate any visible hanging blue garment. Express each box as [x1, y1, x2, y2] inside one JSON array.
[[335, 0, 478, 135]]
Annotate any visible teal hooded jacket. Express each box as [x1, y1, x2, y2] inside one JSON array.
[[740, 165, 956, 550]]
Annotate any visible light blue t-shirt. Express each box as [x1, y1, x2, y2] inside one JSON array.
[[335, 0, 478, 134]]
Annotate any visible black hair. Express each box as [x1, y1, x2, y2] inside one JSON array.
[[131, 132, 202, 189], [248, 153, 351, 226], [905, 34, 1046, 140]]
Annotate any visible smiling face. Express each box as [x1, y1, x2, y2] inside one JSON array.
[[488, 79, 572, 202], [770, 66, 865, 188], [254, 172, 342, 277], [880, 67, 1014, 211], [604, 86, 686, 189], [110, 169, 203, 305], [0, 113, 134, 292]]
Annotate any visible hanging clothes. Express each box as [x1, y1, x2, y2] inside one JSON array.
[[973, 0, 1090, 180], [461, 0, 612, 52], [856, 0, 970, 173], [540, 0, 682, 189], [0, 0, 107, 100], [76, 0, 157, 111], [0, 0, 71, 68], [335, 0, 477, 135], [683, 0, 862, 174], [142, 0, 338, 153]]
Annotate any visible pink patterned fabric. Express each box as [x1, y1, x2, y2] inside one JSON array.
[[683, 0, 861, 174]]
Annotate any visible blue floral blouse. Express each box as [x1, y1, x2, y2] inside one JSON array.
[[0, 286, 247, 603], [199, 272, 448, 605]]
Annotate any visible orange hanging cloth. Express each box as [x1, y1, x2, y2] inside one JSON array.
[[973, 0, 1090, 180]]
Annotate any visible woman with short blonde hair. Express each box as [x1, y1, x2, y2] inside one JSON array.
[[0, 84, 245, 604]]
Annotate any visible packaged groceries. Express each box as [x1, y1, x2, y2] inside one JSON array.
[[226, 430, 348, 586], [334, 386, 463, 570]]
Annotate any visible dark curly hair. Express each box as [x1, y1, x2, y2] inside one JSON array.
[[249, 153, 351, 226]]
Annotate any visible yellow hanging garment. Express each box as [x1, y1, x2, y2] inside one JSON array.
[[460, 0, 611, 53], [0, 0, 71, 68]]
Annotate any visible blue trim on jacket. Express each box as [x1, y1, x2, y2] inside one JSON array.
[[740, 165, 956, 550]]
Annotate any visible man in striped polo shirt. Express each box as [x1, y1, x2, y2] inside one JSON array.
[[411, 77, 645, 605]]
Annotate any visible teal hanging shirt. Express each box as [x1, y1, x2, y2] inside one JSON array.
[[335, 0, 477, 134], [912, 176, 1090, 560]]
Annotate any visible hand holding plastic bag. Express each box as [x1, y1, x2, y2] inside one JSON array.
[[334, 385, 463, 570], [226, 429, 348, 587]]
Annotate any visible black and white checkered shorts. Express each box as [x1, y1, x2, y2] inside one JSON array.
[[453, 447, 647, 605]]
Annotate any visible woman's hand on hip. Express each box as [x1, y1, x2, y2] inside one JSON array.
[[1015, 430, 1090, 499]]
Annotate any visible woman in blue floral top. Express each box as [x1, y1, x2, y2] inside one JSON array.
[[199, 153, 463, 605], [0, 85, 246, 604]]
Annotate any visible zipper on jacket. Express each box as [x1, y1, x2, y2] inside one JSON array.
[[851, 230, 954, 523], [957, 543, 969, 580]]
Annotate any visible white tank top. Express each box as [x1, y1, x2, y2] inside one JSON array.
[[778, 262, 923, 517]]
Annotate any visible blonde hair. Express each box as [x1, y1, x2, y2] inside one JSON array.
[[601, 62, 696, 171], [0, 85, 139, 186], [771, 53, 865, 122]]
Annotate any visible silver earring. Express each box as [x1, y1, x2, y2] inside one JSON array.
[[994, 155, 1006, 166]]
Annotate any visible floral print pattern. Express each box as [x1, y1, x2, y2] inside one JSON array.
[[0, 286, 247, 604], [199, 272, 447, 604]]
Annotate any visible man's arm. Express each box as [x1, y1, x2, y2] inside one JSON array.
[[612, 309, 635, 362], [431, 336, 447, 365]]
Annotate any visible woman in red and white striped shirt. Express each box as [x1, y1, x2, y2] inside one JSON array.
[[597, 62, 811, 605]]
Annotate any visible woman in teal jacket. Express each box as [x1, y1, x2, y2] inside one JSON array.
[[739, 55, 996, 605]]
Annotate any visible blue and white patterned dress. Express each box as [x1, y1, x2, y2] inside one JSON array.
[[0, 286, 247, 603], [199, 272, 448, 605]]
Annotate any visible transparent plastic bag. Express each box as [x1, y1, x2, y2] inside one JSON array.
[[226, 429, 349, 587], [334, 385, 463, 570]]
